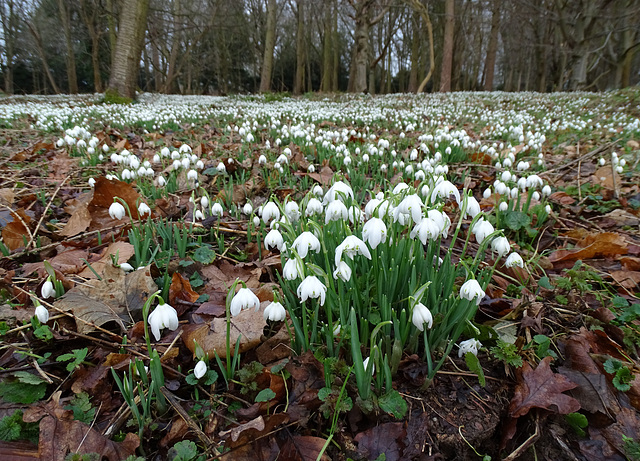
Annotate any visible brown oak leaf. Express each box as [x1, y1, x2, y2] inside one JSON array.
[[509, 356, 581, 418]]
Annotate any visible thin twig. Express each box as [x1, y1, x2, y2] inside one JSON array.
[[27, 174, 71, 250]]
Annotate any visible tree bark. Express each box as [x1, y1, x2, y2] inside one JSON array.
[[27, 20, 60, 94], [403, 0, 435, 93], [259, 0, 277, 92], [294, 0, 305, 94], [80, 0, 103, 92], [57, 0, 78, 93], [107, 0, 150, 99], [439, 0, 454, 92], [321, 0, 333, 92], [483, 0, 500, 91], [348, 1, 372, 93], [106, 0, 118, 69], [0, 0, 18, 94]]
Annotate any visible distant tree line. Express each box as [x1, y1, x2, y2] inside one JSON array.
[[1, 0, 638, 98]]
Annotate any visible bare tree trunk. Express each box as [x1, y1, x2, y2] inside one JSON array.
[[80, 0, 103, 92], [408, 11, 419, 92], [107, 0, 150, 100], [57, 0, 78, 93], [439, 0, 454, 92], [294, 0, 305, 94], [0, 0, 18, 94], [331, 0, 339, 90], [321, 0, 333, 92], [403, 0, 435, 93], [348, 2, 371, 92], [27, 20, 60, 93], [259, 0, 277, 92], [483, 0, 500, 91], [164, 0, 182, 94], [106, 0, 118, 69]]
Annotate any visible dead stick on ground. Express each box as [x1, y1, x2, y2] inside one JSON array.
[[577, 142, 582, 202], [27, 174, 71, 250], [546, 140, 617, 174]]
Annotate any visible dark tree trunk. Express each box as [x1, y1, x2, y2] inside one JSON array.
[[259, 0, 277, 92], [439, 0, 454, 92]]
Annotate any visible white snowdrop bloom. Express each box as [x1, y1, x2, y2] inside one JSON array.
[[194, 209, 205, 221], [495, 182, 508, 195], [343, 156, 352, 166], [258, 154, 267, 165], [362, 154, 370, 163], [297, 276, 327, 305], [171, 151, 181, 160], [517, 177, 528, 191], [211, 203, 224, 217], [313, 185, 324, 197], [120, 263, 134, 272], [161, 147, 170, 157], [410, 218, 440, 245], [431, 181, 461, 205], [510, 187, 519, 198], [362, 218, 387, 249], [472, 218, 495, 244], [56, 138, 65, 147], [465, 196, 481, 218], [491, 236, 510, 258], [179, 144, 192, 154], [41, 279, 55, 299], [187, 169, 198, 181], [200, 196, 209, 209], [505, 252, 524, 268], [334, 235, 371, 266], [305, 198, 324, 216], [102, 144, 110, 153], [308, 164, 315, 173], [380, 164, 387, 172], [394, 194, 423, 225], [129, 157, 140, 169], [152, 154, 161, 163], [196, 160, 204, 170], [172, 159, 182, 170], [157, 176, 167, 186], [229, 288, 260, 316], [333, 261, 352, 282], [412, 303, 433, 332], [483, 188, 492, 199], [217, 162, 226, 173], [35, 304, 50, 323], [458, 339, 482, 357], [285, 202, 300, 222], [542, 185, 552, 196], [264, 302, 286, 321], [148, 302, 179, 341], [616, 165, 623, 173], [253, 216, 261, 227], [283, 258, 303, 281], [138, 202, 151, 217], [262, 201, 280, 223], [620, 159, 626, 167], [501, 171, 512, 182], [292, 232, 321, 258], [348, 206, 364, 224], [109, 202, 126, 220], [87, 147, 95, 155], [460, 279, 485, 305], [323, 181, 354, 204], [499, 201, 508, 211], [325, 200, 349, 224], [532, 191, 541, 201], [283, 147, 292, 157], [243, 203, 253, 215], [194, 360, 207, 379], [277, 154, 288, 164], [363, 356, 375, 374], [526, 175, 543, 189], [392, 183, 410, 195], [88, 177, 96, 187], [265, 229, 285, 251]]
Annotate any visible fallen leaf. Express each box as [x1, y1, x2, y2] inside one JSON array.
[[87, 176, 143, 229], [2, 208, 32, 251], [169, 272, 200, 307], [308, 165, 335, 186], [219, 414, 289, 449], [602, 209, 640, 227], [22, 393, 138, 461], [619, 256, 640, 271], [549, 191, 576, 206], [0, 189, 15, 206], [183, 299, 267, 357], [509, 356, 581, 418], [77, 241, 135, 278], [201, 260, 262, 291], [549, 232, 628, 263], [610, 270, 640, 290], [59, 198, 91, 237], [54, 264, 157, 334], [354, 422, 406, 461], [279, 435, 330, 461], [22, 249, 89, 277], [558, 367, 619, 417], [599, 407, 640, 457], [593, 166, 620, 190]]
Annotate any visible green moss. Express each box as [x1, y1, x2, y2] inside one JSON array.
[[103, 88, 133, 105]]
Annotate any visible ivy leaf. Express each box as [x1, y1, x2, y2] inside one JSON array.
[[0, 376, 47, 404], [193, 245, 216, 265]]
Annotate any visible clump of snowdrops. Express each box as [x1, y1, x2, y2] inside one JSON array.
[[257, 178, 523, 399]]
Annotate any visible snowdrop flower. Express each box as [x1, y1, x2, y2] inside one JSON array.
[[501, 171, 512, 182], [305, 198, 323, 216], [194, 209, 205, 221], [262, 201, 280, 224], [427, 209, 451, 237], [465, 196, 481, 218], [211, 203, 224, 217], [187, 169, 198, 181], [283, 258, 302, 280], [148, 301, 179, 341], [313, 185, 323, 197], [200, 196, 209, 209], [363, 356, 375, 374], [394, 194, 423, 225], [412, 302, 433, 332], [531, 191, 541, 201], [243, 203, 253, 215], [472, 219, 494, 244], [460, 279, 485, 305], [41, 278, 55, 299], [120, 262, 134, 272], [362, 218, 387, 249], [285, 202, 300, 222], [138, 202, 151, 217], [277, 154, 288, 164], [430, 181, 461, 205], [334, 235, 371, 266], [194, 360, 207, 379], [410, 218, 440, 245], [392, 182, 410, 195], [458, 338, 482, 357], [258, 154, 267, 165], [542, 185, 551, 196], [545, 204, 552, 214], [264, 301, 286, 321], [109, 201, 126, 220], [598, 157, 605, 166], [297, 276, 327, 305], [499, 202, 508, 211], [505, 252, 524, 268], [264, 229, 284, 251], [102, 144, 110, 153], [229, 287, 260, 316], [292, 232, 321, 258], [325, 200, 349, 224], [157, 176, 167, 186], [333, 261, 352, 282], [88, 177, 96, 187], [323, 181, 354, 204], [483, 188, 492, 199], [217, 162, 226, 173], [491, 236, 510, 258], [35, 304, 49, 324]]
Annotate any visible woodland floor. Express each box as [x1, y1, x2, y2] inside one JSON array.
[[0, 91, 639, 461]]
